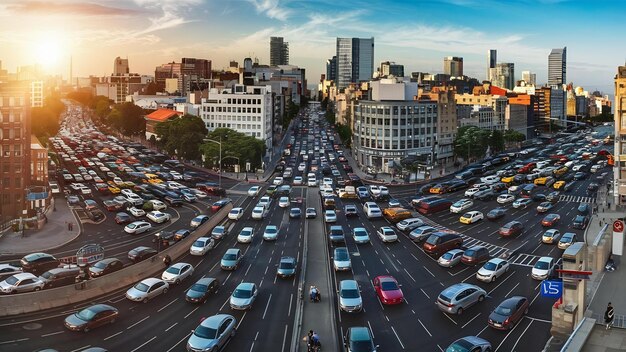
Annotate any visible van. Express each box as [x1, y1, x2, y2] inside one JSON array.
[[423, 233, 463, 257], [382, 208, 413, 224], [20, 253, 60, 275], [39, 267, 81, 289], [416, 199, 452, 215]]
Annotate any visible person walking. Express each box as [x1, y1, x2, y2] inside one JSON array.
[[605, 302, 615, 329]]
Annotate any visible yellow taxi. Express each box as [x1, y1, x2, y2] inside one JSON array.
[[429, 184, 445, 194], [501, 176, 515, 183], [534, 177, 548, 185], [553, 181, 566, 190], [459, 211, 484, 224], [107, 181, 121, 194]]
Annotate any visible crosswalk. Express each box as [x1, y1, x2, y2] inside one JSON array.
[[559, 195, 596, 203], [509, 253, 543, 267]]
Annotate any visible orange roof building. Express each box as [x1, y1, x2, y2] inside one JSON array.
[[145, 109, 183, 140]]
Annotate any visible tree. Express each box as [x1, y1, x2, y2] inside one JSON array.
[[489, 130, 505, 154], [336, 123, 352, 148], [155, 114, 208, 161], [454, 126, 491, 161], [31, 95, 64, 144], [200, 128, 265, 171]]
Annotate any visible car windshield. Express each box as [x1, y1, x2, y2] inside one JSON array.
[[462, 213, 472, 218], [190, 284, 207, 293], [494, 305, 513, 315], [335, 251, 348, 260], [224, 254, 237, 260], [193, 240, 205, 247], [134, 282, 149, 292], [229, 210, 239, 215], [240, 230, 251, 237], [194, 325, 218, 339], [483, 262, 497, 271], [40, 271, 53, 279], [127, 224, 136, 229], [233, 288, 252, 298], [94, 261, 108, 269], [355, 230, 366, 237], [279, 262, 294, 269], [381, 281, 398, 291], [535, 261, 550, 270], [4, 276, 18, 285], [77, 308, 97, 321], [341, 289, 360, 298], [265, 228, 277, 234], [213, 228, 224, 234], [425, 236, 440, 245], [166, 267, 181, 274], [350, 340, 374, 351], [441, 252, 454, 260], [464, 249, 476, 256]]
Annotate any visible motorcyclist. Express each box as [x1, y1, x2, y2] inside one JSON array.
[[307, 330, 321, 351], [310, 285, 320, 302]]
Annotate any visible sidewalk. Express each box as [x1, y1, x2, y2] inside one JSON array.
[[299, 187, 339, 352], [0, 197, 80, 256]]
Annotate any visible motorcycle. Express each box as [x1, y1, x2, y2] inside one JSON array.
[[309, 286, 321, 302], [605, 257, 616, 272]]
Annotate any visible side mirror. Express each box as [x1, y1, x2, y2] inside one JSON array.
[[398, 284, 403, 287]]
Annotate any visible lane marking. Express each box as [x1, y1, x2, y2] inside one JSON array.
[[166, 332, 191, 352], [262, 294, 273, 319], [0, 338, 30, 345], [157, 298, 179, 312], [104, 330, 124, 341], [391, 325, 405, 349], [126, 315, 150, 330], [418, 318, 433, 337], [461, 313, 482, 329], [165, 322, 178, 332], [41, 331, 64, 337]]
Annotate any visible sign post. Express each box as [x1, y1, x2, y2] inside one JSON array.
[[541, 280, 563, 299], [613, 220, 624, 256]]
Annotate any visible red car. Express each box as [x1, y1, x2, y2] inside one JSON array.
[[541, 213, 561, 227], [488, 296, 529, 330], [373, 275, 404, 305], [498, 221, 523, 237], [210, 198, 232, 212]]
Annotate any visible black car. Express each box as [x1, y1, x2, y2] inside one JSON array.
[[546, 191, 560, 203], [572, 215, 590, 229], [531, 193, 547, 202], [486, 208, 506, 220], [447, 180, 468, 192], [185, 277, 220, 303], [491, 182, 507, 192], [174, 229, 192, 241], [127, 246, 157, 263], [89, 258, 124, 278], [587, 183, 599, 192], [114, 212, 132, 224], [474, 189, 495, 201], [513, 174, 526, 184]]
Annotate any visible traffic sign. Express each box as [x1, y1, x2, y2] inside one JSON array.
[[541, 280, 562, 298], [613, 220, 624, 233], [614, 220, 624, 256], [76, 244, 104, 266]]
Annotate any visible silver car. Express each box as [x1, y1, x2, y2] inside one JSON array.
[[125, 278, 169, 303], [409, 226, 437, 242], [333, 247, 352, 271], [338, 279, 362, 313], [438, 249, 464, 268], [0, 273, 44, 294], [436, 283, 486, 315], [263, 225, 279, 241], [230, 282, 258, 310], [161, 263, 194, 284], [186, 314, 236, 352], [445, 336, 491, 352]]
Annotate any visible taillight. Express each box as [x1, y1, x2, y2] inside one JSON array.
[[504, 317, 510, 325]]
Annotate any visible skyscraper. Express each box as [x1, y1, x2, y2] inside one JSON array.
[[443, 56, 463, 77], [490, 63, 515, 90], [336, 37, 375, 90], [487, 49, 497, 81], [380, 61, 404, 78], [113, 57, 129, 76], [326, 56, 337, 81], [613, 66, 626, 205], [521, 70, 536, 86], [548, 47, 567, 85], [270, 37, 289, 66]]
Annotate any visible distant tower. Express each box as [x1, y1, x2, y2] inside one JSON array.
[[487, 49, 497, 81], [443, 56, 463, 77], [548, 47, 567, 85], [269, 37, 289, 66], [113, 56, 129, 76], [69, 56, 73, 86]]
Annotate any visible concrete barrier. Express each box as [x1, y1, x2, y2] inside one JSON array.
[[0, 204, 233, 317]]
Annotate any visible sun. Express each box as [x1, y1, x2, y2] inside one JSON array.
[[32, 37, 66, 68]]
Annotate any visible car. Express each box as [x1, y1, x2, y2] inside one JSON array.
[[190, 237, 215, 256], [324, 210, 337, 223], [103, 200, 123, 212], [459, 211, 483, 224], [146, 199, 167, 211], [278, 196, 290, 208], [277, 256, 297, 278], [221, 248, 242, 270], [396, 218, 424, 232], [450, 199, 473, 213], [228, 207, 244, 220], [512, 198, 533, 209], [64, 304, 119, 332], [328, 225, 346, 244], [546, 191, 560, 203], [532, 256, 555, 280], [409, 225, 437, 242], [289, 207, 302, 218], [146, 210, 171, 224], [305, 207, 317, 219], [436, 283, 486, 315], [488, 296, 529, 330], [125, 278, 169, 303], [536, 202, 554, 213], [438, 249, 464, 268], [230, 282, 258, 310], [445, 336, 491, 352], [497, 194, 515, 204], [363, 202, 382, 218], [344, 204, 358, 217], [553, 181, 566, 190], [578, 203, 590, 214], [461, 246, 490, 266], [373, 275, 404, 305], [185, 277, 220, 304], [211, 225, 227, 240], [541, 213, 561, 227], [126, 207, 145, 218], [464, 188, 481, 197], [68, 195, 80, 205], [127, 246, 158, 263], [587, 182, 599, 192], [499, 221, 523, 237], [376, 226, 398, 242], [263, 225, 279, 241], [251, 205, 268, 220], [89, 258, 123, 278], [344, 326, 378, 352], [476, 258, 510, 282], [542, 229, 561, 244], [124, 221, 152, 234], [211, 198, 232, 212], [352, 227, 370, 244], [0, 264, 22, 282], [161, 262, 194, 284], [558, 232, 577, 249], [257, 196, 272, 208], [0, 273, 44, 294], [237, 227, 254, 244], [338, 279, 362, 313], [247, 186, 261, 197], [333, 247, 352, 271], [572, 215, 590, 229], [186, 314, 237, 351], [273, 176, 284, 185], [84, 199, 98, 211], [486, 207, 506, 220], [114, 212, 132, 224], [190, 215, 210, 229]]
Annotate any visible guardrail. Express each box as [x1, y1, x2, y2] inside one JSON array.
[[0, 204, 233, 317]]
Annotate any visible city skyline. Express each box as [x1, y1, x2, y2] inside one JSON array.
[[0, 0, 621, 92]]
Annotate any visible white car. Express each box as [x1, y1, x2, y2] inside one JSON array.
[[307, 175, 317, 187], [476, 258, 509, 282], [147, 211, 171, 224], [512, 198, 533, 209], [298, 163, 306, 172], [363, 202, 382, 219], [161, 263, 194, 284], [496, 194, 515, 204], [121, 189, 135, 197], [0, 273, 44, 294], [352, 227, 370, 244], [190, 189, 208, 198], [248, 186, 261, 197], [147, 200, 167, 211], [322, 177, 333, 186], [128, 207, 146, 217], [228, 208, 244, 220], [125, 278, 169, 303], [377, 226, 398, 242], [531, 257, 555, 280], [124, 221, 152, 234], [464, 188, 481, 197], [324, 210, 337, 223], [167, 181, 186, 190], [263, 225, 279, 241], [369, 185, 381, 196], [257, 196, 271, 208], [190, 237, 215, 256], [273, 177, 284, 186], [293, 176, 303, 185], [252, 205, 267, 219], [237, 227, 254, 243], [169, 171, 183, 180], [278, 196, 290, 208], [481, 175, 500, 184], [450, 199, 473, 213]]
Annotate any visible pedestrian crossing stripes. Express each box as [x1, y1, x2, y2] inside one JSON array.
[[559, 195, 596, 204], [509, 253, 542, 267], [459, 234, 508, 258]]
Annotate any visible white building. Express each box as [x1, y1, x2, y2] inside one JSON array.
[[200, 85, 273, 150], [30, 80, 43, 108]]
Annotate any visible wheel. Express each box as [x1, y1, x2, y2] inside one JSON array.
[[34, 287, 41, 291], [491, 276, 496, 282], [457, 308, 463, 315], [163, 288, 168, 294], [83, 327, 90, 332], [478, 295, 485, 302], [175, 279, 180, 285], [142, 297, 149, 303]]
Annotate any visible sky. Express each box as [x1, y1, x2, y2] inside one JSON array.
[[0, 0, 623, 93]]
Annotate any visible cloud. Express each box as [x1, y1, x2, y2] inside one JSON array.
[[5, 1, 139, 16], [133, 0, 202, 34], [249, 0, 290, 21]]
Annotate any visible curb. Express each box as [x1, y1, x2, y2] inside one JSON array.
[[291, 190, 309, 352]]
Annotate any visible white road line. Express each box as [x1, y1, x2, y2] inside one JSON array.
[[391, 325, 405, 349], [245, 263, 252, 276], [461, 313, 482, 329], [509, 317, 535, 351], [368, 320, 375, 338], [423, 266, 436, 278], [0, 338, 29, 345], [263, 294, 273, 319], [437, 344, 444, 352], [281, 324, 289, 352], [476, 325, 489, 337], [526, 316, 552, 324], [418, 319, 433, 337], [529, 290, 542, 307], [157, 298, 179, 312], [185, 306, 200, 319], [488, 271, 516, 296], [494, 316, 528, 352], [288, 294, 293, 316], [166, 332, 191, 352], [41, 331, 64, 337], [420, 288, 431, 299], [126, 315, 150, 330], [404, 268, 416, 282], [69, 345, 90, 352], [104, 330, 124, 341], [164, 322, 178, 332], [443, 313, 458, 325], [236, 311, 248, 329], [504, 283, 520, 298]]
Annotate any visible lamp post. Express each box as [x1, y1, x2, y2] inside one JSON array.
[[204, 136, 222, 189]]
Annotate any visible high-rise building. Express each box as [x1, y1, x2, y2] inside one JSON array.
[[113, 57, 129, 76], [613, 66, 626, 205], [548, 47, 567, 85], [30, 81, 43, 108], [490, 63, 515, 90], [155, 58, 212, 94], [336, 37, 375, 90], [326, 56, 337, 81], [444, 56, 463, 77], [270, 37, 289, 66], [380, 61, 404, 78], [521, 71, 536, 86], [487, 50, 497, 81]]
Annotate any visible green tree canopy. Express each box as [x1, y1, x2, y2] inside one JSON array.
[[454, 126, 491, 161], [31, 95, 64, 144], [200, 128, 265, 171], [155, 114, 208, 161], [489, 130, 505, 154]]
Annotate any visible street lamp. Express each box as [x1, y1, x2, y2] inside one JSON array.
[[203, 136, 222, 189]]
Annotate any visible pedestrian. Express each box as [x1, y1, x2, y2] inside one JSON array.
[[67, 222, 71, 231], [69, 222, 73, 231], [605, 302, 615, 329]]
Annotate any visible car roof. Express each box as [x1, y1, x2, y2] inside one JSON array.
[[11, 272, 37, 280], [201, 314, 234, 329], [141, 278, 163, 286], [85, 304, 117, 313], [349, 326, 371, 341], [236, 282, 255, 290], [225, 248, 240, 254], [538, 256, 553, 263], [280, 256, 296, 263], [376, 275, 397, 283], [445, 283, 479, 294], [487, 258, 506, 265], [340, 279, 358, 289], [195, 277, 217, 286], [499, 296, 526, 307]]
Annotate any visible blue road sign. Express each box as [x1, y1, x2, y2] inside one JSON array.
[[541, 280, 563, 298]]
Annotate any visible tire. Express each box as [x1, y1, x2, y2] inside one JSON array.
[[491, 276, 496, 282], [142, 297, 149, 303], [175, 279, 180, 285], [457, 308, 463, 315], [478, 295, 485, 302], [34, 287, 41, 291], [163, 288, 168, 294]]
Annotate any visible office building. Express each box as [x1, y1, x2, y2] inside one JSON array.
[[326, 56, 337, 81], [614, 66, 626, 205], [487, 50, 497, 81], [270, 37, 289, 66], [444, 57, 463, 77], [30, 81, 43, 108], [490, 63, 515, 90], [336, 37, 375, 90], [113, 57, 129, 75], [155, 58, 212, 94], [419, 87, 457, 163], [548, 47, 567, 85], [521, 71, 536, 86], [380, 61, 404, 78]]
